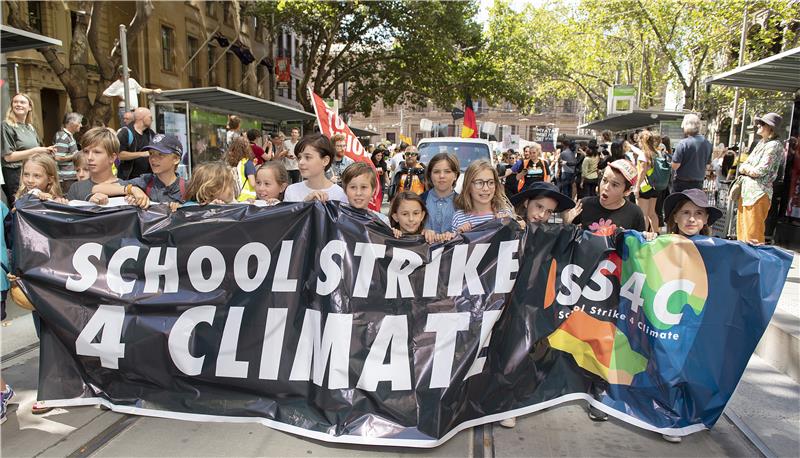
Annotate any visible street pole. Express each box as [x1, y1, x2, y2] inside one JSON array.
[[725, 98, 748, 238], [728, 2, 749, 147], [119, 25, 131, 114]]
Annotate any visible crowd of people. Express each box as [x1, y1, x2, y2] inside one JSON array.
[[0, 89, 793, 438]]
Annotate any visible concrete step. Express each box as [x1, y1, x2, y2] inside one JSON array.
[[726, 354, 800, 458], [755, 252, 799, 383]]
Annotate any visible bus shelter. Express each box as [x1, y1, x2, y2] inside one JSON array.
[[704, 46, 800, 247], [155, 87, 315, 176]]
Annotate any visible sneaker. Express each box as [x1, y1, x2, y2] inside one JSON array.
[[1, 385, 14, 405], [662, 434, 682, 443], [1, 402, 6, 425], [499, 417, 516, 428], [31, 401, 53, 415], [587, 405, 608, 421]]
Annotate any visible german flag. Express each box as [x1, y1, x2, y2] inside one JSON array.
[[461, 95, 478, 138]]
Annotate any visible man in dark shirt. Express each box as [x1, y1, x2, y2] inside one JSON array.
[[671, 114, 712, 192], [569, 159, 646, 233], [117, 107, 156, 180]]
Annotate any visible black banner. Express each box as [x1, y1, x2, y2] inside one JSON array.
[[13, 197, 790, 447]]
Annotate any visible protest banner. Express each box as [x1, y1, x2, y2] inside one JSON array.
[[13, 198, 791, 447], [309, 89, 382, 211]]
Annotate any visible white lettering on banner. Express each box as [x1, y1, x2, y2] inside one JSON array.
[[143, 247, 179, 294], [66, 242, 103, 292], [259, 308, 288, 380], [583, 260, 616, 302], [216, 306, 249, 378], [422, 247, 444, 297], [169, 305, 215, 376], [465, 310, 503, 379], [653, 279, 695, 326], [357, 315, 412, 391], [187, 246, 226, 292], [426, 313, 470, 388], [448, 243, 490, 296], [317, 240, 346, 296], [494, 240, 520, 294], [75, 305, 126, 369], [272, 241, 298, 292], [74, 306, 506, 389], [289, 310, 352, 389], [386, 248, 423, 299], [557, 264, 584, 305], [353, 243, 386, 298], [64, 238, 523, 299], [107, 246, 141, 295], [233, 242, 271, 292]]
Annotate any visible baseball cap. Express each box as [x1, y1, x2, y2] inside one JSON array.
[[607, 159, 637, 185], [143, 134, 183, 156]]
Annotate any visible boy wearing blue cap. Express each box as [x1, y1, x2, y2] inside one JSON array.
[[92, 134, 186, 205]]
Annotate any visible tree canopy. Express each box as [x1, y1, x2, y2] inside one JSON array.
[[252, 0, 525, 117], [485, 0, 800, 121]]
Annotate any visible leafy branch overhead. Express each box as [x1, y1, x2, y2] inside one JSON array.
[[486, 0, 800, 120], [252, 0, 523, 116]]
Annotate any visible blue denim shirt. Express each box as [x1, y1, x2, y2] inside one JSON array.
[[424, 190, 457, 233]]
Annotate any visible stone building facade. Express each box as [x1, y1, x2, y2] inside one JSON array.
[[2, 0, 305, 142]]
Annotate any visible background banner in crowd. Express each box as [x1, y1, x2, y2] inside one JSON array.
[[14, 198, 791, 448], [308, 88, 382, 211]]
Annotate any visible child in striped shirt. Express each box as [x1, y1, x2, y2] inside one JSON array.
[[451, 160, 513, 233]]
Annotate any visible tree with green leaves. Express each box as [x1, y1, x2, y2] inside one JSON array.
[[251, 0, 524, 119]]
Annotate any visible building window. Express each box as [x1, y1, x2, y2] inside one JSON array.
[[294, 38, 300, 67], [294, 78, 300, 101], [161, 26, 175, 72], [28, 1, 43, 33], [205, 1, 215, 18], [208, 45, 217, 85], [563, 99, 575, 113], [288, 77, 293, 100], [187, 36, 200, 83], [255, 17, 263, 42]]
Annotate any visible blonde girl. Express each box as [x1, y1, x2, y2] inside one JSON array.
[[253, 161, 289, 205], [182, 162, 238, 206], [15, 153, 66, 203], [451, 160, 512, 233], [634, 130, 660, 232]]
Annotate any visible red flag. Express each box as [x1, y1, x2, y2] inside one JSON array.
[[309, 89, 382, 211], [461, 95, 478, 138]]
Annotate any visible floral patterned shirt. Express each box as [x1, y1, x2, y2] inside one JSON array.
[[739, 139, 782, 207]]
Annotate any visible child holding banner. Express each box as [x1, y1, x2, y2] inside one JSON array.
[[511, 181, 575, 224], [283, 134, 347, 203], [14, 153, 67, 204], [663, 189, 722, 237], [179, 162, 238, 207], [252, 161, 289, 206], [342, 162, 389, 225], [451, 160, 513, 233], [390, 191, 428, 237]]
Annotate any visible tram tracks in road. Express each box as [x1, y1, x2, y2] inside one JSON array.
[[0, 339, 778, 458]]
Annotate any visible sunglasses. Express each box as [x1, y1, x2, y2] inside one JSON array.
[[405, 152, 418, 157]]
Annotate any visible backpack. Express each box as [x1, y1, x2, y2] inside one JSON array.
[[648, 152, 672, 191]]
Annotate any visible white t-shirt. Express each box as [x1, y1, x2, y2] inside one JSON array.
[[283, 181, 348, 203], [283, 139, 299, 170], [389, 152, 405, 178], [102, 78, 143, 108]]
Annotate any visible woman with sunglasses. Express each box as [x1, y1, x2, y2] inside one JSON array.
[[735, 112, 784, 243]]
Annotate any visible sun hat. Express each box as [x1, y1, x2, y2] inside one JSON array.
[[754, 112, 782, 129], [510, 181, 576, 212], [663, 189, 723, 226]]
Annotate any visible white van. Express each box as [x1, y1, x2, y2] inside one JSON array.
[[416, 137, 505, 193]]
